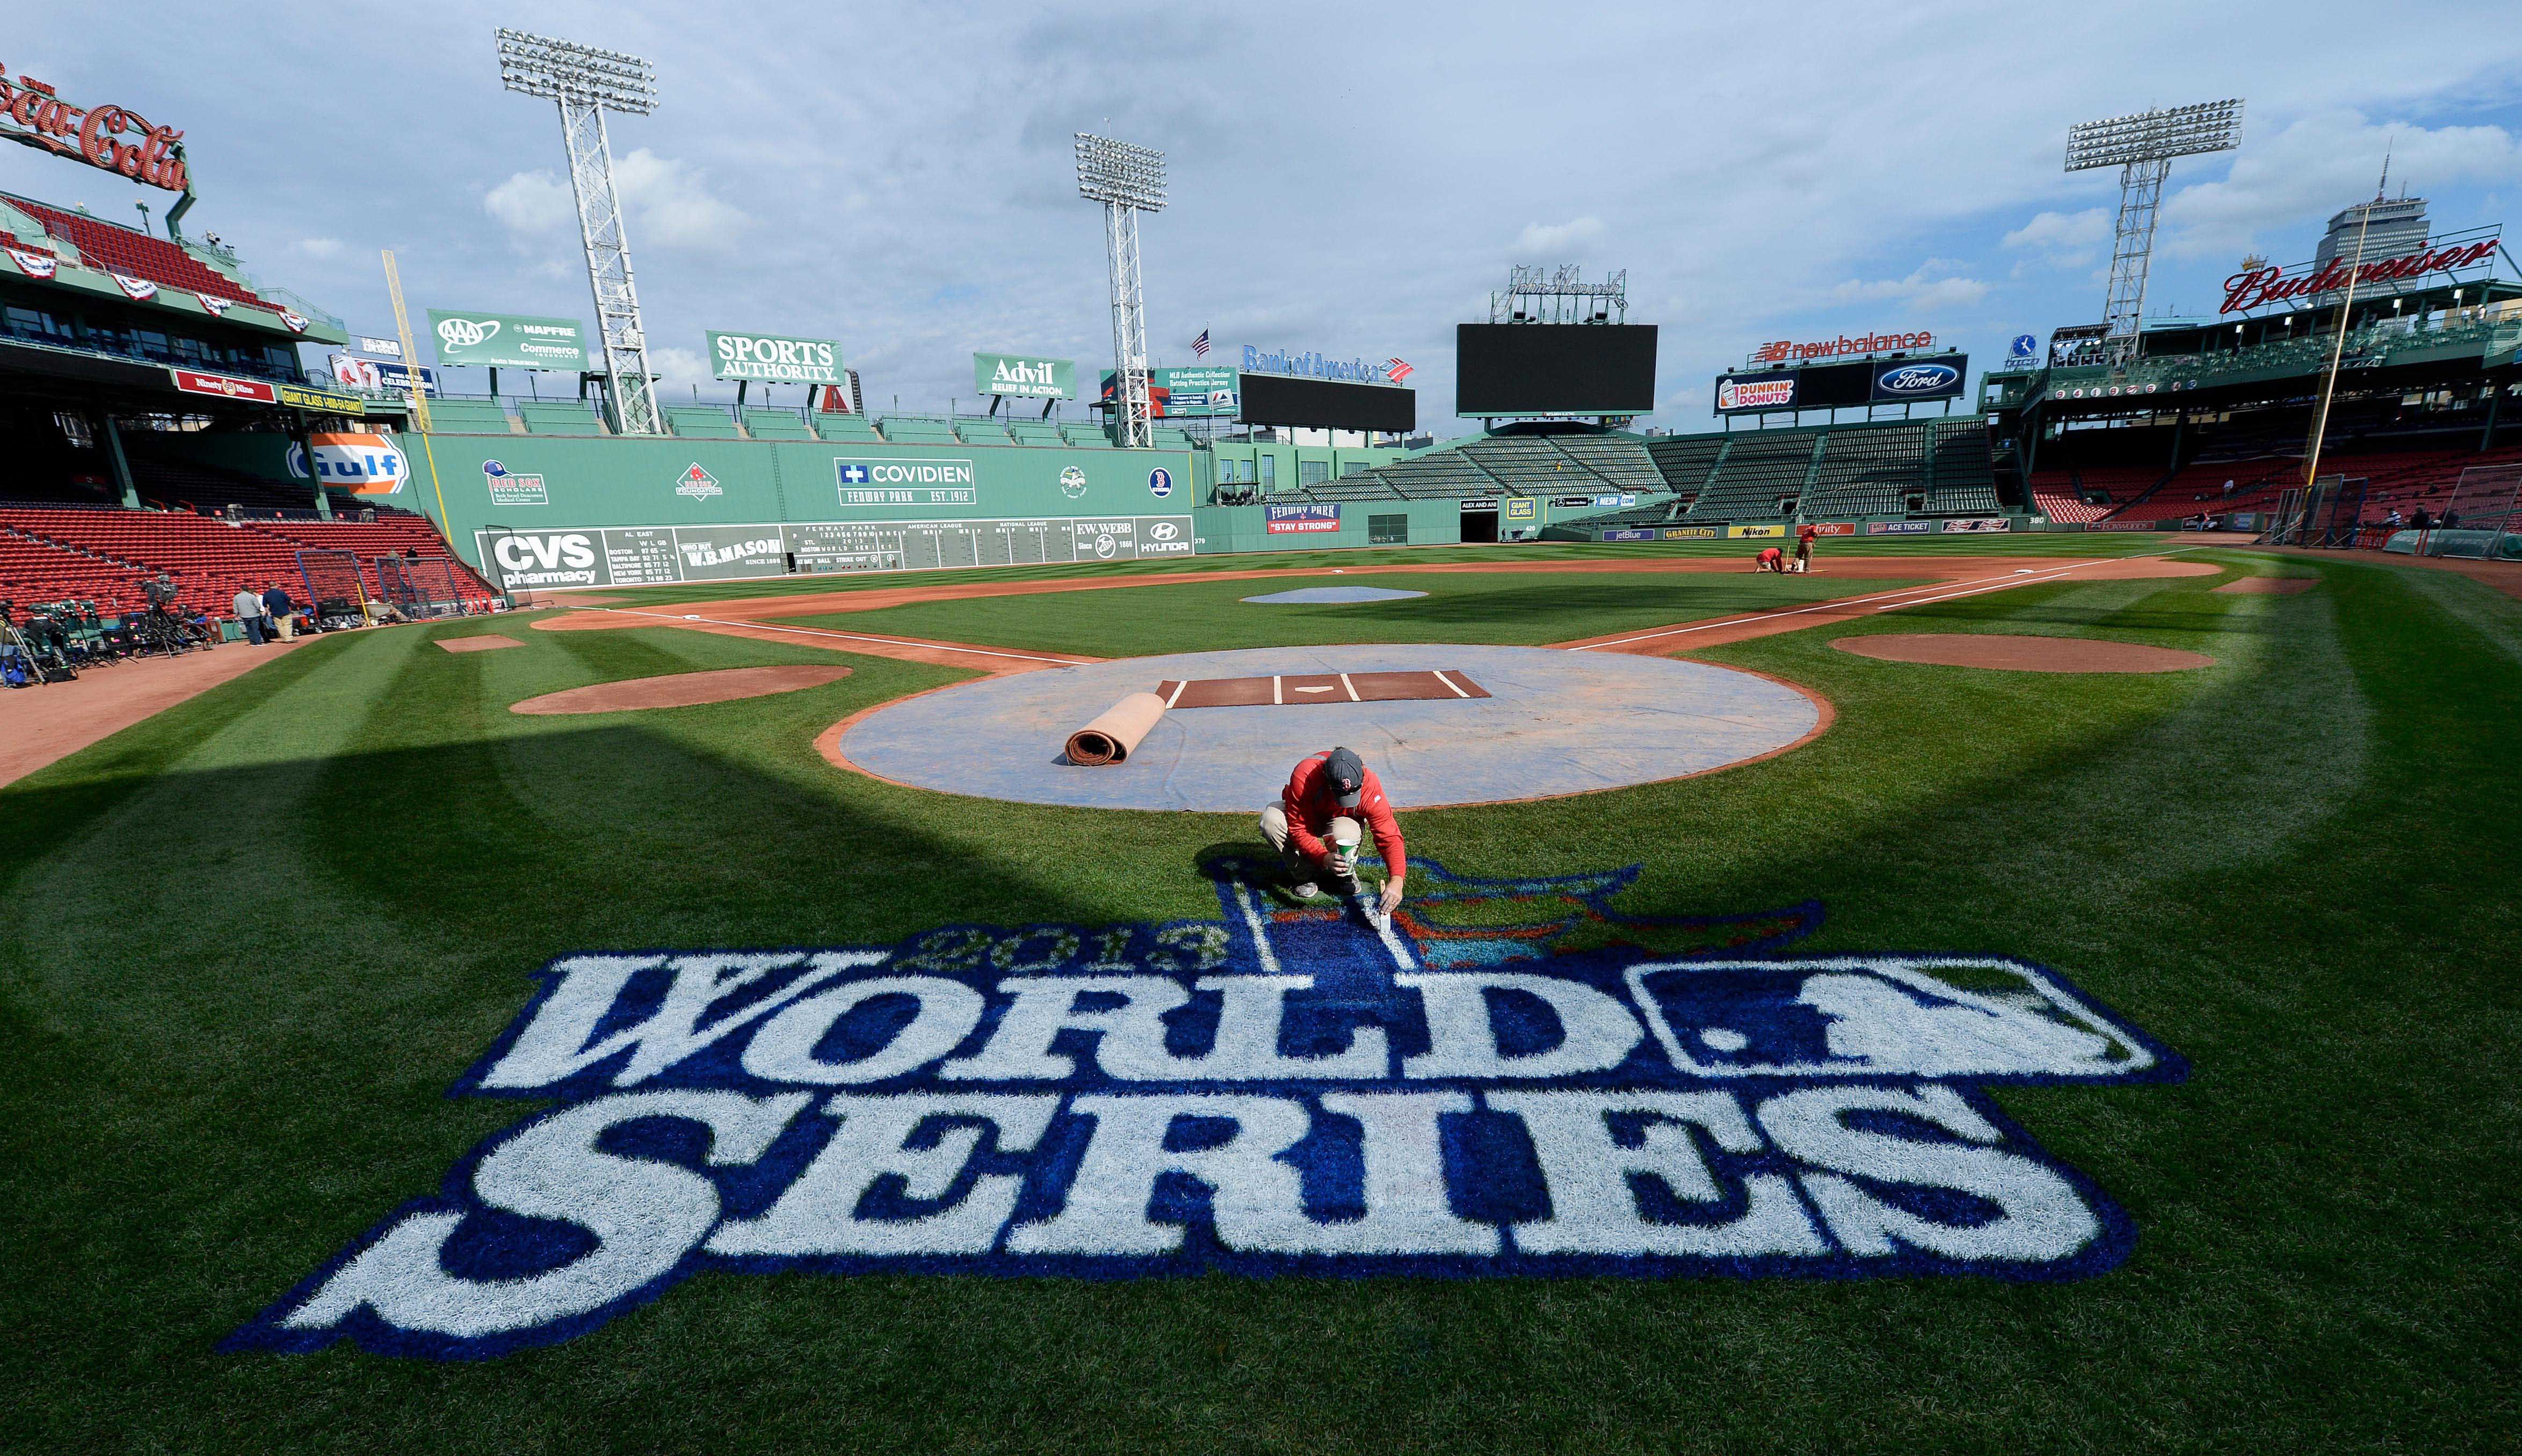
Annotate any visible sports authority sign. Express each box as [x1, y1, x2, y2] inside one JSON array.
[[708, 331, 843, 384], [0, 65, 188, 192], [975, 352, 1077, 400], [427, 310, 586, 370], [231, 857, 2182, 1359]]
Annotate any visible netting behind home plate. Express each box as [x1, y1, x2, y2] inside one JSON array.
[[295, 549, 367, 611]]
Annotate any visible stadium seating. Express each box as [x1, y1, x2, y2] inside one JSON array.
[[1684, 432, 1817, 520], [665, 406, 744, 439], [0, 525, 155, 614], [1803, 426, 1926, 519], [122, 454, 322, 515], [8, 196, 273, 308], [2028, 471, 2110, 524], [0, 507, 311, 618], [954, 420, 1014, 445], [1007, 420, 1068, 447], [1926, 421, 2001, 515], [1539, 434, 1664, 491], [875, 416, 960, 445], [814, 414, 883, 442], [519, 402, 607, 435], [1646, 435, 1727, 501], [1060, 425, 1115, 448], [1150, 426, 1198, 450], [242, 518, 499, 607], [423, 401, 520, 434], [1329, 430, 1669, 505], [741, 409, 820, 441]]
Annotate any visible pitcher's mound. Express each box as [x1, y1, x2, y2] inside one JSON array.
[[512, 664, 852, 715], [437, 635, 522, 653], [1833, 634, 2212, 673]]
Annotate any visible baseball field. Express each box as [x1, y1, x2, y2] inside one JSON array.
[[4, 535, 2516, 1452]]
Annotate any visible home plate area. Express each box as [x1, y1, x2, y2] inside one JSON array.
[[836, 643, 1824, 810]]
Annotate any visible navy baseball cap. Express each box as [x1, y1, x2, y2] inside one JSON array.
[[1324, 747, 1365, 807]]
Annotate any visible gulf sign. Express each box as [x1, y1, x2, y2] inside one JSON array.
[[1265, 504, 1341, 534], [287, 433, 409, 494]]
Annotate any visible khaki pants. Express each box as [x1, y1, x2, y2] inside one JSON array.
[[1260, 804, 1363, 891], [273, 613, 296, 640]]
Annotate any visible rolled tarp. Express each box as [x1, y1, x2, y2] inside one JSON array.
[[1064, 691, 1169, 766]]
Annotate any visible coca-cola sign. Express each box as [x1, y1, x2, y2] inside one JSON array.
[[2220, 238, 2500, 315], [0, 65, 189, 193]]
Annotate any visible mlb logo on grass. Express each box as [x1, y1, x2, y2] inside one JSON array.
[[232, 857, 2182, 1361]]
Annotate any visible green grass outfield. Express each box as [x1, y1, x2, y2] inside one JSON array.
[[3, 541, 2516, 1452]]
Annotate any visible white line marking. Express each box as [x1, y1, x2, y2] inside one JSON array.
[[1875, 563, 2092, 610], [1294, 685, 1334, 694], [588, 606, 1089, 665], [1163, 679, 1187, 708], [1574, 549, 2195, 649], [1338, 672, 1360, 702], [1368, 897, 1417, 972], [1430, 669, 1473, 698], [1232, 881, 1284, 977], [1272, 675, 1284, 705]]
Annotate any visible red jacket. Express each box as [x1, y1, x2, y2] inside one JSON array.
[[1798, 524, 1818, 546], [1282, 751, 1405, 878]]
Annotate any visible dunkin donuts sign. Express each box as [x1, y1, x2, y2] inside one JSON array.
[[231, 856, 2182, 1360]]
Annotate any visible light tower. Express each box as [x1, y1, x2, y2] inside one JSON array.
[[2066, 99, 2244, 370], [1075, 133, 1166, 448], [496, 27, 665, 436]]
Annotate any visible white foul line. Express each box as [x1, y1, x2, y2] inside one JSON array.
[[1272, 675, 1284, 705], [588, 606, 1090, 666], [1574, 548, 2199, 649], [1430, 669, 1473, 698], [1163, 679, 1187, 708], [1338, 672, 1361, 702]]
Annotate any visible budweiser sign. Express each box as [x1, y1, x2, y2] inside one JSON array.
[[0, 65, 189, 193], [2220, 239, 2501, 315], [1753, 330, 1933, 365]]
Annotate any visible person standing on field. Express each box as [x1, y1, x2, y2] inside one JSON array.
[[1795, 521, 1820, 573], [231, 585, 268, 645], [1260, 746, 1407, 918]]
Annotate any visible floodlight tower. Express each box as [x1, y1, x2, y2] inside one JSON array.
[[2066, 100, 2244, 370], [1076, 133, 1166, 448], [496, 27, 665, 436]]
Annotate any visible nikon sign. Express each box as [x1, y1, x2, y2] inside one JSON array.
[[975, 352, 1076, 400], [708, 331, 843, 384], [427, 310, 586, 370]]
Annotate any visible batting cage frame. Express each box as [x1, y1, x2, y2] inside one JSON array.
[[295, 549, 370, 617], [378, 555, 487, 619], [2265, 475, 2367, 548]]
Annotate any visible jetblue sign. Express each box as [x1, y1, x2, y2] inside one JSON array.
[[231, 856, 2181, 1360], [1869, 356, 1966, 405]]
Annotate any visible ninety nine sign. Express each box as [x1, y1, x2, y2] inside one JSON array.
[[427, 310, 586, 370], [0, 65, 189, 193], [708, 331, 843, 384], [169, 368, 278, 403], [1754, 330, 1933, 365], [2220, 238, 2503, 314]]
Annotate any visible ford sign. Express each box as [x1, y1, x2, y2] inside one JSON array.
[[1869, 356, 1967, 404]]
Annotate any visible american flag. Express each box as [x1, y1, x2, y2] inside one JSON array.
[[1192, 329, 1210, 357], [1386, 357, 1415, 382]]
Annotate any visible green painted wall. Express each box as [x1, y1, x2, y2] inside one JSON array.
[[1193, 498, 1464, 554]]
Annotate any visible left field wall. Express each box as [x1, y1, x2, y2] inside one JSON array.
[[150, 429, 1422, 588]]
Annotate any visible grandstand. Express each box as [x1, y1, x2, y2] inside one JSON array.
[[1320, 427, 1666, 505]]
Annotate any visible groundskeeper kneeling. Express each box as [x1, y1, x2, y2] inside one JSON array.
[[1260, 746, 1406, 916]]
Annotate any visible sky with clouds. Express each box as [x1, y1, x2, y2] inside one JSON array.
[[9, 2, 2521, 434]]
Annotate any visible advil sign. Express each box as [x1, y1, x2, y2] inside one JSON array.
[[231, 856, 2182, 1360], [0, 66, 188, 192]]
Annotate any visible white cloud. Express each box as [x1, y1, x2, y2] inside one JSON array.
[[1830, 260, 1991, 310], [483, 170, 574, 238], [2161, 111, 2522, 261], [483, 152, 750, 255], [1513, 216, 1603, 256], [2003, 208, 2110, 266], [647, 345, 711, 383], [292, 236, 345, 260]]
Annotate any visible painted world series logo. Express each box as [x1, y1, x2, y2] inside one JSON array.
[[229, 857, 2183, 1360]]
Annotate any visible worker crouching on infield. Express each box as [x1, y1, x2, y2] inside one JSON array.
[[1261, 746, 1407, 918], [1753, 545, 1786, 573]]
